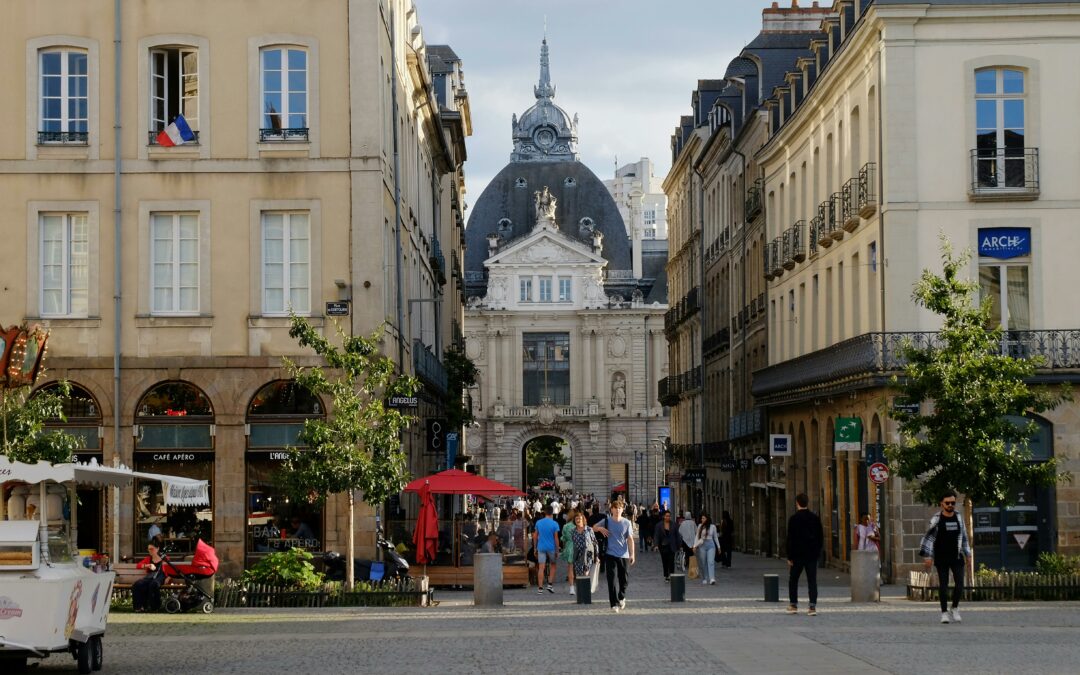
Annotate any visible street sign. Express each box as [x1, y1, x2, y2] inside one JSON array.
[[1014, 533, 1031, 550], [325, 301, 351, 316], [387, 395, 418, 409], [868, 462, 890, 484], [445, 431, 459, 469], [752, 454, 769, 466], [769, 434, 792, 457], [666, 472, 683, 483], [892, 398, 920, 416]]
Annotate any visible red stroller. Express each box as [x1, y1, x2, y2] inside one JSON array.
[[161, 539, 219, 614]]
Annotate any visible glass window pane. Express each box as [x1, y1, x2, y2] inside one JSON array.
[[262, 49, 281, 71], [1003, 100, 1024, 131], [42, 290, 62, 315], [179, 262, 198, 285], [74, 77, 88, 98], [182, 51, 198, 77], [69, 53, 87, 75], [1006, 266, 1029, 330], [263, 213, 284, 237], [288, 113, 307, 129], [153, 263, 172, 287], [289, 238, 308, 263], [179, 214, 199, 239], [288, 93, 306, 114], [43, 76, 61, 97], [288, 71, 306, 93], [179, 287, 198, 311], [979, 266, 1002, 328], [976, 100, 996, 131], [288, 50, 307, 70], [154, 287, 172, 311], [1002, 69, 1024, 94], [41, 51, 61, 74], [44, 99, 61, 119], [290, 287, 309, 313], [263, 70, 281, 93], [289, 215, 309, 237], [264, 263, 284, 288]]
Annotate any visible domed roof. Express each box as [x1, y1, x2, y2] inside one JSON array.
[[465, 161, 632, 291], [511, 39, 579, 162]]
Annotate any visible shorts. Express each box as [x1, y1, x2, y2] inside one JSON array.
[[537, 550, 557, 563]]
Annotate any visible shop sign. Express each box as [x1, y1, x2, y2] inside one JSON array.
[[387, 395, 418, 409], [144, 452, 212, 462], [720, 458, 737, 472], [666, 472, 683, 483], [978, 227, 1030, 260], [752, 454, 769, 466], [682, 468, 706, 482], [446, 431, 459, 469], [835, 417, 862, 452], [769, 434, 792, 457], [738, 458, 751, 471], [74, 452, 103, 465]]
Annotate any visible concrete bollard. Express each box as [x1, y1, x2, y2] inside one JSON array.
[[473, 553, 504, 606], [850, 549, 881, 602], [670, 573, 686, 602]]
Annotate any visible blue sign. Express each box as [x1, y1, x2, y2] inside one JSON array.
[[657, 486, 672, 513], [978, 227, 1030, 259], [445, 432, 459, 469]]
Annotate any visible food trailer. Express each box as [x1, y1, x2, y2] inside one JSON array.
[[0, 456, 209, 673]]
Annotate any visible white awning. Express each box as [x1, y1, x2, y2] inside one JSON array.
[[0, 456, 209, 506]]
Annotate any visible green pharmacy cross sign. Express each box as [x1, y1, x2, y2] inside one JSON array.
[[834, 417, 862, 452]]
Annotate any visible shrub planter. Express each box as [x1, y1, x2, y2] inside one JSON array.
[[215, 577, 432, 608], [907, 570, 1080, 601]]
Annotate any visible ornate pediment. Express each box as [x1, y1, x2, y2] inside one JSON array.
[[487, 230, 605, 267]]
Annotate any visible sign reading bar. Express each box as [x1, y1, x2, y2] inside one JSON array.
[[769, 434, 792, 457], [835, 417, 863, 452], [387, 395, 418, 409], [978, 227, 1030, 260], [325, 301, 351, 316]]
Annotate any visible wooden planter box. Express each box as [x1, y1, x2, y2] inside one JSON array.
[[907, 570, 1080, 601]]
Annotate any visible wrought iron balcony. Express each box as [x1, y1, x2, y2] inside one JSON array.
[[259, 127, 310, 142], [841, 178, 859, 231], [752, 329, 1080, 405], [782, 221, 806, 269], [809, 216, 821, 256], [970, 148, 1039, 200], [703, 327, 731, 357], [828, 192, 845, 241], [430, 236, 446, 286], [728, 406, 764, 440], [745, 180, 763, 221], [412, 339, 448, 396], [858, 162, 877, 217], [664, 287, 701, 334], [37, 130, 88, 145], [817, 200, 834, 248], [148, 130, 201, 146]]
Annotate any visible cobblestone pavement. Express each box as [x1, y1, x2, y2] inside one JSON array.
[[28, 551, 1080, 674]]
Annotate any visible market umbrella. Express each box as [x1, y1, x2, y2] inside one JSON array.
[[412, 483, 439, 566], [404, 469, 525, 496]]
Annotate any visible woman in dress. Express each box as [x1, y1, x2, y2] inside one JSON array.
[[560, 508, 577, 594], [570, 511, 598, 594], [693, 513, 719, 585]]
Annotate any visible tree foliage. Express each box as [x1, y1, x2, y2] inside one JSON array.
[[887, 238, 1070, 505], [525, 436, 565, 487], [443, 345, 478, 432], [275, 316, 419, 507], [0, 380, 80, 465]]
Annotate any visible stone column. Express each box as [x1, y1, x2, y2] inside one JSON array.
[[595, 331, 605, 409], [581, 330, 593, 401], [503, 327, 515, 405], [486, 329, 498, 410]]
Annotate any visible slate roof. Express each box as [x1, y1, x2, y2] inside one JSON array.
[[724, 56, 758, 80]]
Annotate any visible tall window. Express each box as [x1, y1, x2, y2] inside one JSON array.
[[150, 47, 198, 138], [539, 277, 553, 302], [975, 68, 1025, 188], [40, 49, 88, 143], [40, 213, 88, 317], [522, 333, 570, 405], [558, 277, 572, 302], [262, 212, 310, 315], [261, 47, 308, 140], [519, 278, 532, 302], [151, 213, 199, 314], [980, 263, 1029, 330]]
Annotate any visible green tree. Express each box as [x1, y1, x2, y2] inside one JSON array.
[[525, 436, 565, 488], [887, 238, 1070, 569], [277, 315, 418, 588], [0, 378, 80, 465], [443, 345, 478, 434]]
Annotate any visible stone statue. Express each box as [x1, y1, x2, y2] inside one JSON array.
[[534, 186, 557, 222], [612, 373, 626, 410]]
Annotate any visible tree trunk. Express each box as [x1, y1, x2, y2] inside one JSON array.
[[346, 490, 355, 590]]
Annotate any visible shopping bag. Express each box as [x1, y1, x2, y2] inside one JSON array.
[[590, 560, 601, 594], [688, 555, 700, 579]]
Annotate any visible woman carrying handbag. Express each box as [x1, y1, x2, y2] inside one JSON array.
[[693, 513, 720, 585]]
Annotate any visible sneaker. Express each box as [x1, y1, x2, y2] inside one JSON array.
[[702, 579, 709, 585], [569, 585, 576, 596], [546, 584, 554, 593], [537, 588, 544, 595], [664, 577, 670, 582], [808, 606, 817, 617], [940, 611, 950, 624], [786, 604, 798, 614], [618, 598, 626, 610], [612, 606, 620, 613], [949, 608, 961, 623], [710, 580, 716, 585]]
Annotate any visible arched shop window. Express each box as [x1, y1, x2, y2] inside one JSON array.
[[245, 380, 324, 566], [133, 381, 214, 554], [35, 382, 104, 552]]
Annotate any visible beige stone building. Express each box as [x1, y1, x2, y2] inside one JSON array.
[[0, 0, 470, 576]]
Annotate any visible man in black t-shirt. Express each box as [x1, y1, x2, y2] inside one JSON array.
[[919, 489, 972, 624]]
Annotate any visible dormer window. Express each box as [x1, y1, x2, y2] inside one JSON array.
[[515, 177, 528, 188], [563, 176, 576, 187]]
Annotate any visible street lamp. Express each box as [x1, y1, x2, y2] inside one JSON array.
[[634, 450, 645, 505]]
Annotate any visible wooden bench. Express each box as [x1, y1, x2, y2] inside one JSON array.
[[111, 562, 187, 601], [422, 563, 529, 588]]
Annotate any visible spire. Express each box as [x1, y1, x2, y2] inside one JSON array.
[[534, 38, 556, 100]]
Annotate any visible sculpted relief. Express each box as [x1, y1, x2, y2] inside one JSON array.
[[611, 372, 627, 410]]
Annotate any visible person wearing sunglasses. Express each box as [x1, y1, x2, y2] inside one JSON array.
[[918, 489, 972, 623]]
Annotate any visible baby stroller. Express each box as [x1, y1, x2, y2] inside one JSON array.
[[160, 539, 219, 614]]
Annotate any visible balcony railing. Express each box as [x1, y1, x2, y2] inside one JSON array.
[[148, 130, 201, 146], [841, 178, 858, 231], [782, 221, 806, 269], [430, 236, 446, 286], [664, 287, 701, 334], [970, 148, 1039, 199], [728, 406, 764, 440], [809, 216, 821, 256], [412, 339, 447, 396], [259, 127, 310, 142], [752, 329, 1080, 404], [817, 200, 834, 248], [37, 130, 88, 145], [703, 327, 731, 357], [858, 162, 877, 217], [659, 366, 704, 403], [745, 180, 763, 221], [829, 192, 845, 241], [497, 404, 594, 419]]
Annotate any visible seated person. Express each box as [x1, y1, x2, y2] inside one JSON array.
[[133, 535, 167, 613], [480, 532, 502, 555], [289, 516, 316, 543]]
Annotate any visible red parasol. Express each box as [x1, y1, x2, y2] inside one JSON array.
[[404, 469, 525, 496], [412, 483, 439, 565]]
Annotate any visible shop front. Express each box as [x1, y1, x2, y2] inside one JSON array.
[[133, 381, 215, 554], [245, 380, 324, 568]]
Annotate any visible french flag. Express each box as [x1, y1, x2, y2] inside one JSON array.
[[156, 114, 196, 147]]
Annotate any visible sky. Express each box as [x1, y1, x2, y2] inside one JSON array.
[[416, 0, 781, 214]]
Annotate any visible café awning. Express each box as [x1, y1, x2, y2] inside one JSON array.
[[404, 468, 524, 496], [0, 456, 209, 506]]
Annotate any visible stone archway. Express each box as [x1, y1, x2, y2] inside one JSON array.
[[506, 424, 590, 493]]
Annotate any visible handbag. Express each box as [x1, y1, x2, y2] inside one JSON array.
[[688, 555, 699, 579]]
